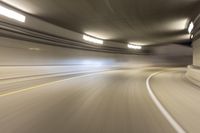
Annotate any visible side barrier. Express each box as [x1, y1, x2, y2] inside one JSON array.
[[186, 65, 200, 87]]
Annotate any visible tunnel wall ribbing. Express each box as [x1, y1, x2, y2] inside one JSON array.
[[0, 36, 192, 66], [192, 15, 200, 66]]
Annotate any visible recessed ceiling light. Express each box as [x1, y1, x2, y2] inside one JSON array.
[[188, 22, 194, 34], [0, 5, 26, 22], [83, 35, 103, 44], [190, 34, 194, 39], [127, 44, 142, 50]]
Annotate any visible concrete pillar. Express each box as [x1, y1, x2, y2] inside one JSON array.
[[186, 14, 200, 84]]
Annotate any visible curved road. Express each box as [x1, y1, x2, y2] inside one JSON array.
[[151, 68, 200, 133], [0, 67, 198, 133]]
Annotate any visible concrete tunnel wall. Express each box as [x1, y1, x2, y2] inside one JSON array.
[[0, 36, 192, 67], [0, 35, 192, 79], [0, 3, 192, 77], [193, 38, 200, 66]]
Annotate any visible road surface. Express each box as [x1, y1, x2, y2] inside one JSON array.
[[0, 67, 199, 133]]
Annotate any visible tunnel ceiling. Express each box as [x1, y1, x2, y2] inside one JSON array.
[[1, 0, 200, 45]]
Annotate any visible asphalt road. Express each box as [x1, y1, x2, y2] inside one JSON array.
[[151, 68, 200, 133], [0, 67, 198, 133]]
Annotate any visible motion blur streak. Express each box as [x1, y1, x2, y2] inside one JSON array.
[[0, 0, 199, 132], [0, 36, 194, 133], [0, 68, 176, 133], [0, 67, 200, 133]]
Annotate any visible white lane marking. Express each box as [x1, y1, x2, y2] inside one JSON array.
[[146, 71, 186, 133]]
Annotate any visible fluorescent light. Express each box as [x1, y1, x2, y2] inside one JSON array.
[[190, 34, 194, 39], [188, 22, 194, 34], [0, 5, 26, 22], [128, 44, 142, 50], [83, 35, 103, 44], [129, 41, 146, 46]]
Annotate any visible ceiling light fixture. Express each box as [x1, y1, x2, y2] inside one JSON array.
[[83, 35, 103, 44], [127, 44, 142, 50], [190, 34, 194, 39], [0, 5, 26, 22], [188, 22, 194, 34]]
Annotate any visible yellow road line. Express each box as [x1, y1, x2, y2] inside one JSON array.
[[0, 68, 145, 97], [0, 70, 114, 97]]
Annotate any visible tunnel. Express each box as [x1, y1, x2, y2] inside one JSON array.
[[0, 0, 200, 133]]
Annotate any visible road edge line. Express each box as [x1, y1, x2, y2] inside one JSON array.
[[146, 71, 186, 133]]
